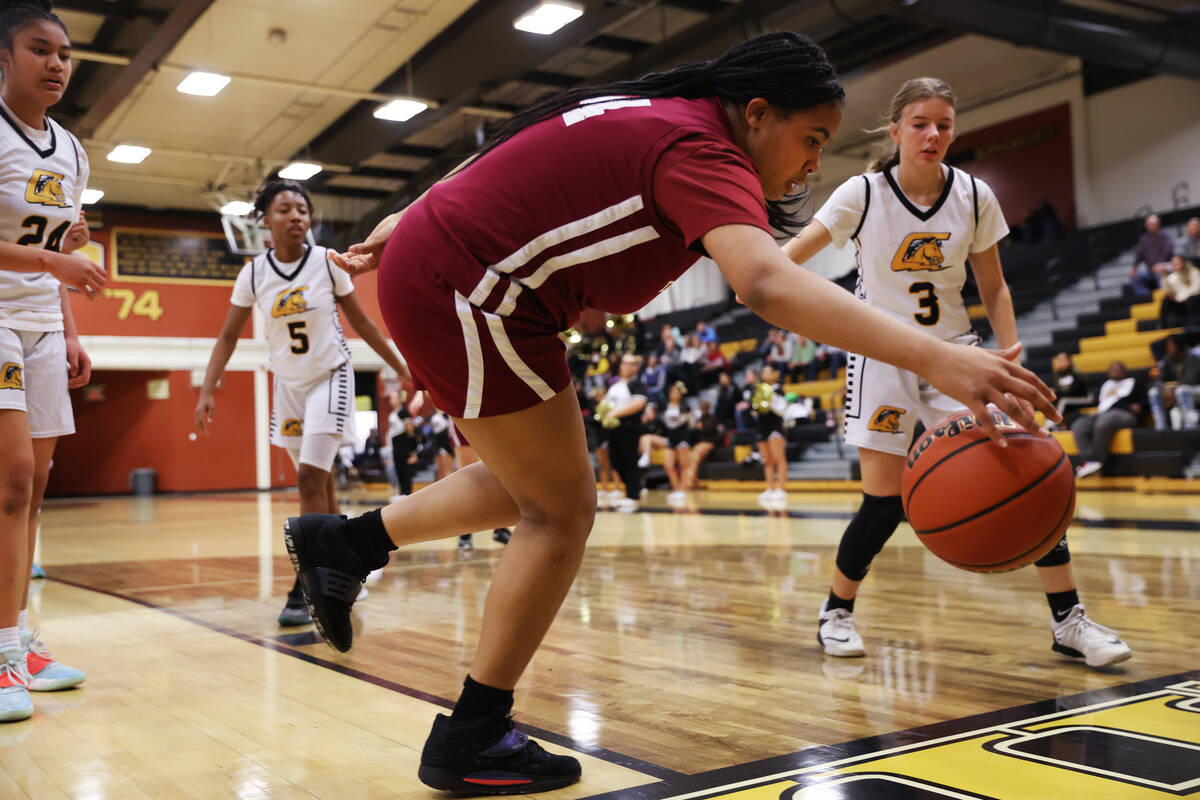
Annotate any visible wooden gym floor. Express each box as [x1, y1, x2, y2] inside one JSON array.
[[5, 488, 1198, 799]]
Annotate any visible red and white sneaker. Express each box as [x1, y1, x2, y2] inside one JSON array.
[[21, 631, 86, 691], [0, 647, 32, 721]]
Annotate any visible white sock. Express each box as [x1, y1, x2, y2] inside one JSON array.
[[17, 610, 27, 637], [0, 626, 19, 654]]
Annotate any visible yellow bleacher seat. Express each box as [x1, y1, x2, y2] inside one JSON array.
[[967, 303, 988, 320], [734, 444, 753, 464], [1129, 297, 1162, 322], [1104, 318, 1138, 336], [1077, 328, 1182, 354], [1072, 347, 1156, 372], [1052, 428, 1133, 456]]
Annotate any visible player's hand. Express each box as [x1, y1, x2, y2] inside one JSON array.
[[65, 336, 91, 389], [62, 212, 89, 254], [328, 249, 378, 276], [194, 395, 216, 434], [925, 342, 1059, 446], [43, 251, 105, 297]]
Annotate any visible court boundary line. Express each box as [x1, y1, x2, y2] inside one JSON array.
[[43, 574, 688, 783]]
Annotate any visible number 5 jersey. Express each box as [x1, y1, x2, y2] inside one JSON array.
[[229, 244, 354, 384], [0, 95, 89, 331]]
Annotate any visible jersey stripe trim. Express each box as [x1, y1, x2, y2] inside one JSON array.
[[454, 291, 486, 418], [520, 226, 660, 290], [484, 312, 555, 402], [850, 175, 870, 241], [490, 194, 645, 275]]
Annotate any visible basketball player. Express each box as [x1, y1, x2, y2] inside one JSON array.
[[194, 180, 410, 626], [0, 0, 108, 723], [285, 34, 1059, 793], [783, 78, 1130, 668]]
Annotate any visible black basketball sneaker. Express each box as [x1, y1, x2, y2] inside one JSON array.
[[283, 514, 387, 652], [418, 712, 581, 795]]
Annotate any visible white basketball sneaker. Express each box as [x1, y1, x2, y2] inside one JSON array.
[[1051, 605, 1132, 668], [817, 601, 865, 657]]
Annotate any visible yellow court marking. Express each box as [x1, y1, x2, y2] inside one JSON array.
[[666, 681, 1200, 800]]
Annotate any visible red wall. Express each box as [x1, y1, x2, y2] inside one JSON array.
[[949, 103, 1076, 231], [46, 370, 260, 496]]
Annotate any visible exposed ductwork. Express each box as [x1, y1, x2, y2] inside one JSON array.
[[866, 0, 1200, 81]]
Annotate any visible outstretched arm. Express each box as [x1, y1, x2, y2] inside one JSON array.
[[704, 224, 1058, 444], [195, 304, 252, 433], [969, 245, 1018, 350], [337, 291, 414, 393]]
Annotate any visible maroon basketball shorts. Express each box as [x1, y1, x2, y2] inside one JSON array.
[[379, 250, 571, 420]]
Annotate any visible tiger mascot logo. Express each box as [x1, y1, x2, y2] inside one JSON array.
[[0, 363, 24, 390], [867, 405, 906, 433], [891, 232, 951, 271], [271, 287, 309, 317], [280, 419, 304, 436], [25, 169, 68, 207]]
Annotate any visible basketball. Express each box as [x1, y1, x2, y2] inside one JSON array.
[[901, 409, 1075, 573]]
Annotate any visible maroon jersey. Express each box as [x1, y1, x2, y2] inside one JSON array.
[[389, 96, 771, 332]]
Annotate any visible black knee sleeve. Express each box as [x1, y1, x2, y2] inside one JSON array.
[[1034, 535, 1071, 567], [835, 493, 905, 581]]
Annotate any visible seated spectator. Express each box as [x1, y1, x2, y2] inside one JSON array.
[[1051, 351, 1093, 430], [1178, 217, 1200, 261], [760, 328, 790, 373], [714, 370, 738, 431], [1072, 361, 1148, 478], [786, 332, 817, 382], [585, 348, 611, 390], [735, 367, 759, 433], [695, 320, 718, 344], [1149, 335, 1200, 430], [813, 342, 846, 379], [699, 340, 728, 386], [679, 333, 704, 391], [1160, 255, 1200, 329], [658, 331, 682, 383], [641, 353, 667, 403], [684, 399, 723, 489], [1127, 214, 1174, 299]]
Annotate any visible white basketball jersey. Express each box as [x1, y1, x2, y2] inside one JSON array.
[[0, 97, 89, 331], [230, 245, 354, 384], [813, 165, 1009, 341]]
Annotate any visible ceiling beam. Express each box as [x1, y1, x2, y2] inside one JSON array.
[[55, 0, 167, 23], [305, 0, 636, 167], [74, 0, 218, 138]]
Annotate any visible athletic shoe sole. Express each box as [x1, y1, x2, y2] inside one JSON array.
[[1052, 641, 1133, 668], [417, 764, 580, 796]]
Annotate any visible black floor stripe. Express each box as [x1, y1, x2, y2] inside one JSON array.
[[44, 574, 686, 783]]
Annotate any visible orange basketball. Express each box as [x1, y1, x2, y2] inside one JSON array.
[[901, 408, 1075, 573]]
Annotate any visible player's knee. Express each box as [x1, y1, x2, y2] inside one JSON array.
[[296, 464, 328, 498], [1, 459, 34, 517], [518, 489, 596, 546], [835, 493, 905, 581]]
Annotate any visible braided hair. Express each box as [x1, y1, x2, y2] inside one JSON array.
[[0, 1, 65, 53], [252, 180, 314, 220], [478, 32, 844, 233]]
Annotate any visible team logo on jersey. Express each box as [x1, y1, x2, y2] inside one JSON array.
[[891, 232, 951, 271], [0, 363, 23, 390], [867, 405, 906, 433], [25, 169, 69, 208], [271, 287, 309, 317], [280, 419, 303, 436]]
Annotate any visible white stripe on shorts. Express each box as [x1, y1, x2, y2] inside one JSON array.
[[483, 311, 555, 402], [454, 291, 486, 418]]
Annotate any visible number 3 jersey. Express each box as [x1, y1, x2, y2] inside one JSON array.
[[230, 245, 354, 384], [0, 96, 89, 331], [813, 164, 1009, 341]]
